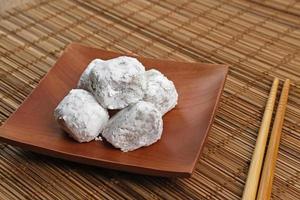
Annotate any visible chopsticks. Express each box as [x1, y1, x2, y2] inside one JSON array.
[[256, 79, 290, 200], [242, 78, 279, 200], [242, 78, 290, 200]]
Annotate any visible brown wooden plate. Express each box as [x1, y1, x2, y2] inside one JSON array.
[[0, 43, 228, 177]]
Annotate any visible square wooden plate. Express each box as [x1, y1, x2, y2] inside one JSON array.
[[0, 43, 228, 177]]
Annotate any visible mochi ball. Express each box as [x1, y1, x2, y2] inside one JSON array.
[[89, 56, 146, 109], [102, 101, 163, 152], [143, 69, 178, 115], [54, 89, 109, 142]]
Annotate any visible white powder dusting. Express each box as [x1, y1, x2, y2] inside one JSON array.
[[143, 69, 178, 115], [90, 56, 146, 109], [77, 59, 103, 91], [95, 136, 103, 141], [102, 101, 163, 152], [54, 89, 109, 143]]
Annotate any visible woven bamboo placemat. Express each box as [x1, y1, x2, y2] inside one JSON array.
[[0, 0, 299, 199]]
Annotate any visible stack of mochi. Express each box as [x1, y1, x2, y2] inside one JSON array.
[[54, 56, 178, 152]]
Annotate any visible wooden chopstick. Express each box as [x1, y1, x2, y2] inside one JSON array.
[[256, 79, 291, 200], [241, 78, 279, 200]]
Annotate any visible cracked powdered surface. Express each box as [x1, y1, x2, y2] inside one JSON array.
[[77, 59, 103, 92]]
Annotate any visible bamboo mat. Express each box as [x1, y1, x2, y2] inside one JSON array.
[[0, 0, 300, 199]]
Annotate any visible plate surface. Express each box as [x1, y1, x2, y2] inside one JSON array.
[[0, 43, 228, 177]]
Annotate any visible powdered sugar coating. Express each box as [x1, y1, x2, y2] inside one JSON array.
[[102, 101, 163, 152], [90, 56, 146, 109], [54, 89, 109, 143], [77, 59, 103, 91], [143, 69, 178, 115]]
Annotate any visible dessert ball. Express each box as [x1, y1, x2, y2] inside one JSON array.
[[54, 89, 109, 142], [143, 69, 178, 115], [89, 56, 146, 109], [102, 101, 163, 152]]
